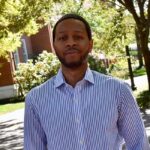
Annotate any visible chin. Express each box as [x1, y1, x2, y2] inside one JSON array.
[[63, 61, 83, 68], [57, 54, 87, 69]]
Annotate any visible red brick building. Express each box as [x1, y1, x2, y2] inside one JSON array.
[[0, 24, 52, 99]]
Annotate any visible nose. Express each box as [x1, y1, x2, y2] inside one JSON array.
[[66, 37, 76, 47]]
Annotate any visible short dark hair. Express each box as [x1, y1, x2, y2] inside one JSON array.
[[52, 13, 92, 41]]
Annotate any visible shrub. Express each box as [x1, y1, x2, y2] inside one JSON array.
[[108, 57, 129, 79], [14, 51, 60, 98], [88, 53, 107, 74], [14, 51, 108, 99], [136, 90, 150, 112]]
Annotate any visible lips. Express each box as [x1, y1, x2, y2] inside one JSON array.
[[64, 48, 79, 55]]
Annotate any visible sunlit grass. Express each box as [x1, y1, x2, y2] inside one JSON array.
[[0, 102, 24, 115], [133, 67, 146, 77]]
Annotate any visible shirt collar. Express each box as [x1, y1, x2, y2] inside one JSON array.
[[54, 67, 94, 88], [54, 68, 65, 88], [84, 68, 94, 84]]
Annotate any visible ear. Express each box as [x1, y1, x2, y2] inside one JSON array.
[[89, 39, 93, 53], [51, 35, 56, 54]]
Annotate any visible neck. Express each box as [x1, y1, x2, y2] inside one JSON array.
[[61, 63, 88, 87]]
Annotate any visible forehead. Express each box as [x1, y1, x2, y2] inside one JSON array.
[[55, 19, 87, 34]]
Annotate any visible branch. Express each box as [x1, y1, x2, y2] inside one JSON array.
[[148, 0, 150, 22], [0, 0, 7, 14], [117, 0, 126, 7], [143, 0, 147, 3], [117, 0, 140, 24], [77, 0, 84, 13], [107, 0, 124, 8], [137, 0, 145, 19]]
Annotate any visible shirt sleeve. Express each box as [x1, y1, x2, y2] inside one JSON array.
[[24, 91, 47, 150], [117, 83, 150, 150]]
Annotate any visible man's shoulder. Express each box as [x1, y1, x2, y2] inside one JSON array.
[[26, 75, 56, 100], [91, 70, 126, 86], [91, 70, 113, 81], [91, 70, 131, 95]]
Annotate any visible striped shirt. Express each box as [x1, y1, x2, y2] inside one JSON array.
[[24, 68, 149, 150]]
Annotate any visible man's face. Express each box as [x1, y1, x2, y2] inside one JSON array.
[[53, 19, 93, 68]]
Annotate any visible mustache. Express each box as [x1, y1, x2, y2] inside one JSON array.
[[64, 47, 79, 53]]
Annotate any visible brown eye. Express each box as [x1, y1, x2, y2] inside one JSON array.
[[74, 35, 83, 40], [58, 36, 67, 41]]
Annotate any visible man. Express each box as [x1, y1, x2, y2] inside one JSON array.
[[24, 13, 149, 150]]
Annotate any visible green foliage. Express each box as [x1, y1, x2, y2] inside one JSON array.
[[0, 0, 59, 57], [50, 0, 135, 56], [0, 33, 22, 57], [14, 50, 108, 98], [0, 102, 24, 115], [137, 90, 150, 111], [88, 52, 107, 74], [14, 51, 60, 98], [109, 56, 129, 79]]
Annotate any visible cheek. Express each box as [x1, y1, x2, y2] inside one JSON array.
[[80, 41, 92, 50], [78, 41, 87, 49], [53, 42, 61, 52]]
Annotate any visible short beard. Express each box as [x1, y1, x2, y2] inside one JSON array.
[[55, 52, 89, 69]]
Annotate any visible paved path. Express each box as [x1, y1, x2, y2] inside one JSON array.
[[0, 109, 24, 150], [0, 75, 150, 150]]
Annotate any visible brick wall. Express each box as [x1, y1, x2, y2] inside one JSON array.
[[31, 24, 52, 55], [0, 58, 14, 86], [0, 24, 53, 98]]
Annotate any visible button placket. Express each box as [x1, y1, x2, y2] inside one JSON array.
[[75, 118, 80, 124], [73, 85, 86, 150], [80, 138, 85, 145]]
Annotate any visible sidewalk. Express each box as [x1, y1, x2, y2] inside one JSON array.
[[0, 109, 24, 150], [0, 75, 149, 149], [125, 75, 148, 93]]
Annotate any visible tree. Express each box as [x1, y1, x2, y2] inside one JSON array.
[[115, 0, 150, 91], [0, 0, 59, 57], [50, 0, 134, 56], [135, 27, 144, 68]]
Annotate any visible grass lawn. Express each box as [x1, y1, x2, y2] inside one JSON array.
[[0, 102, 25, 115], [133, 67, 146, 77]]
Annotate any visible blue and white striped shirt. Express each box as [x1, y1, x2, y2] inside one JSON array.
[[24, 68, 149, 150]]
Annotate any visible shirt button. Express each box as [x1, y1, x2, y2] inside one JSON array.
[[74, 99, 78, 103], [80, 139, 84, 145], [75, 118, 80, 123]]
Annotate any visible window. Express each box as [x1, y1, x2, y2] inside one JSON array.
[[13, 49, 20, 68], [21, 39, 28, 62]]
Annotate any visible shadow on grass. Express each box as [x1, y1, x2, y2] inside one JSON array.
[[0, 119, 23, 150], [137, 90, 150, 112], [0, 97, 24, 105], [141, 111, 150, 144]]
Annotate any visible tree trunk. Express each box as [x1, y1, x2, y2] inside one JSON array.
[[138, 26, 150, 91], [142, 52, 150, 91], [135, 28, 144, 69], [116, 0, 150, 91]]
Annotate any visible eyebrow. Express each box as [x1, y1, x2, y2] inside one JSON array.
[[58, 30, 84, 34]]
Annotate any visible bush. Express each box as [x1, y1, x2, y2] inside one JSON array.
[[88, 53, 107, 74], [136, 90, 150, 112], [14, 51, 60, 98], [108, 57, 129, 79], [14, 51, 108, 99]]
